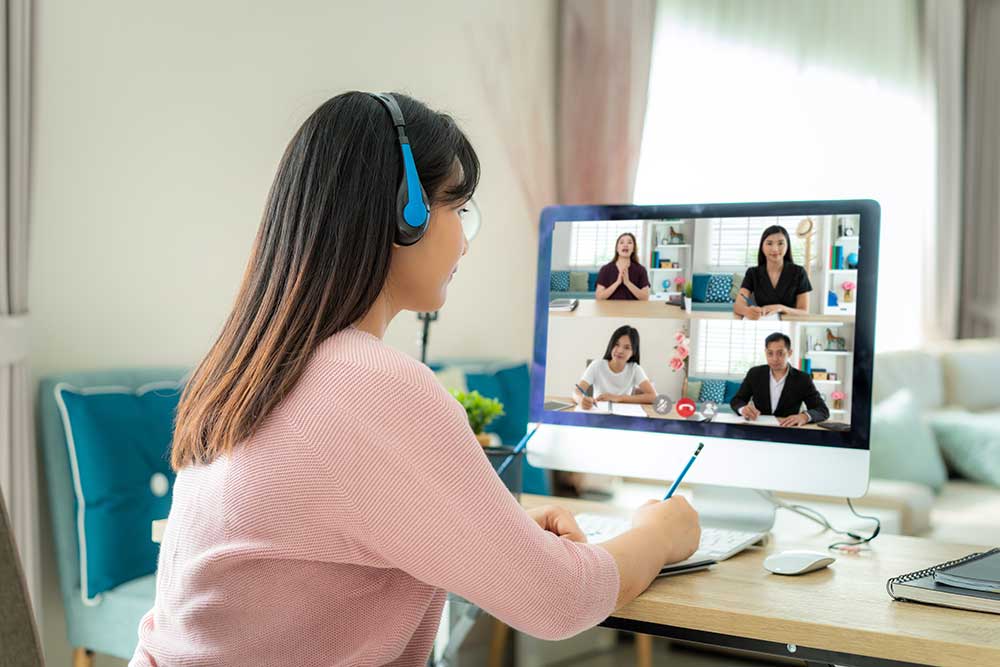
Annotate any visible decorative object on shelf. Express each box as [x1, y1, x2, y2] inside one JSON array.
[[831, 390, 845, 410], [449, 389, 505, 446], [828, 372, 838, 382], [841, 280, 856, 303], [826, 328, 847, 351], [668, 226, 684, 244], [813, 342, 823, 351], [828, 290, 839, 306], [812, 370, 829, 381], [659, 259, 671, 268], [673, 275, 686, 291], [846, 252, 859, 269]]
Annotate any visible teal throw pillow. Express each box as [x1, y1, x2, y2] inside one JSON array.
[[870, 389, 947, 492], [927, 409, 1000, 487], [691, 274, 710, 302], [550, 271, 570, 291], [55, 381, 182, 603], [705, 274, 733, 303], [699, 379, 726, 404]]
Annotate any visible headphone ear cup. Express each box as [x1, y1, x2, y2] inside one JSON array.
[[394, 181, 431, 246]]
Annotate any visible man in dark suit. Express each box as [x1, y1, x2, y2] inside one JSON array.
[[730, 332, 830, 427]]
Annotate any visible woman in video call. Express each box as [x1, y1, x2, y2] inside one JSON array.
[[573, 325, 657, 409], [595, 232, 650, 300], [734, 224, 812, 320]]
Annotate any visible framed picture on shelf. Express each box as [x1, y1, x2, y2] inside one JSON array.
[[828, 372, 838, 382]]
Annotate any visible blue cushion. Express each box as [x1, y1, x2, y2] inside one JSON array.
[[550, 271, 570, 291], [705, 274, 733, 303], [699, 379, 726, 403], [724, 380, 742, 404], [55, 381, 182, 603], [587, 272, 599, 291], [691, 274, 710, 302]]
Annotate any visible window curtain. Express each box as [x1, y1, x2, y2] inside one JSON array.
[[959, 0, 1000, 338], [0, 0, 38, 619], [921, 0, 965, 342], [634, 0, 932, 351], [557, 0, 656, 204]]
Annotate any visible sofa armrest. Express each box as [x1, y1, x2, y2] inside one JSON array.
[[773, 478, 933, 536]]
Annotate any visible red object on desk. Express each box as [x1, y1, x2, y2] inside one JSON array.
[[676, 398, 696, 418]]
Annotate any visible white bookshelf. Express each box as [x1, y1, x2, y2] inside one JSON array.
[[647, 220, 693, 294]]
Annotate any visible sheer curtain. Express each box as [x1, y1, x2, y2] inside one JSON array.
[[634, 0, 933, 351]]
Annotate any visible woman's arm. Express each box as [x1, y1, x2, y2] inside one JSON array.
[[594, 278, 621, 300], [733, 288, 762, 320], [620, 272, 650, 300], [308, 375, 624, 640], [762, 292, 810, 317], [609, 379, 657, 404]]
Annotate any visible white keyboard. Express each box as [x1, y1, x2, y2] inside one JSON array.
[[575, 512, 765, 562]]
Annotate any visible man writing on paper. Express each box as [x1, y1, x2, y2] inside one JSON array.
[[730, 332, 829, 427]]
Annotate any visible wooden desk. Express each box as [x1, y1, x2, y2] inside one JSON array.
[[522, 494, 1000, 667], [544, 395, 824, 430], [551, 299, 855, 324]]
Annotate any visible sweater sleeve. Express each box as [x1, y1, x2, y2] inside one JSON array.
[[295, 369, 620, 641]]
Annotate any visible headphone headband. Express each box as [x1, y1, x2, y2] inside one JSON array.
[[369, 92, 430, 245]]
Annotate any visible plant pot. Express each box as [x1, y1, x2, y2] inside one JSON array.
[[833, 398, 844, 410], [684, 296, 692, 312], [476, 432, 498, 447]]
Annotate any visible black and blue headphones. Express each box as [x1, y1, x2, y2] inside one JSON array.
[[368, 92, 431, 246]]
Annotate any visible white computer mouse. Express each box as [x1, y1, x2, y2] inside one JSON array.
[[763, 550, 836, 575]]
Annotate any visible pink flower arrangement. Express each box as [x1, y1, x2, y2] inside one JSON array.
[[841, 281, 856, 292], [670, 330, 690, 374], [831, 391, 845, 401], [673, 275, 686, 289]]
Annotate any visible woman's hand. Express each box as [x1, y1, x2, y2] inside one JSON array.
[[581, 396, 595, 410], [744, 307, 763, 321], [595, 393, 620, 402], [761, 304, 785, 316], [620, 266, 633, 287], [528, 505, 587, 542]]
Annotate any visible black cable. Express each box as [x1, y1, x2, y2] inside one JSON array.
[[757, 491, 881, 552]]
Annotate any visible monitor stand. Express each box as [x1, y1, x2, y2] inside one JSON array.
[[692, 484, 776, 534]]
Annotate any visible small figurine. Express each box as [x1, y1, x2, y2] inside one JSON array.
[[826, 328, 847, 351], [668, 226, 684, 244]]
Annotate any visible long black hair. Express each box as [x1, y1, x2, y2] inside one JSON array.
[[602, 325, 640, 365], [757, 225, 794, 266], [173, 91, 479, 469]]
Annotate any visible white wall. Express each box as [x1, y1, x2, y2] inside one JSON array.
[[544, 316, 686, 400], [29, 1, 557, 664]]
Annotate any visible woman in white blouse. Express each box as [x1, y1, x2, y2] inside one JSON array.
[[573, 325, 657, 409]]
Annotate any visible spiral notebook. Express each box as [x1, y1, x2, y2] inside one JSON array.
[[886, 548, 1000, 615]]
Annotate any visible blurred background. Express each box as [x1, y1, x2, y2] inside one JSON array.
[[3, 0, 999, 665]]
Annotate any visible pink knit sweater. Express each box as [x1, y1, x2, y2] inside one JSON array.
[[130, 327, 619, 666]]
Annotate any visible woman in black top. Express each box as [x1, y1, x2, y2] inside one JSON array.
[[595, 232, 650, 300], [734, 225, 812, 320]]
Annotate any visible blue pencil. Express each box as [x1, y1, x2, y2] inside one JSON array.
[[496, 425, 539, 478], [664, 442, 704, 499]]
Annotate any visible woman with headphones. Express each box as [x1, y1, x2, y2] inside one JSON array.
[[130, 92, 699, 666], [595, 232, 651, 300], [734, 224, 813, 320]]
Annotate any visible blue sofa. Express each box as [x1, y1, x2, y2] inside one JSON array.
[[38, 368, 188, 661], [549, 270, 600, 300]]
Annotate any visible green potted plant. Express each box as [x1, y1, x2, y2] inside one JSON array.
[[449, 389, 505, 446]]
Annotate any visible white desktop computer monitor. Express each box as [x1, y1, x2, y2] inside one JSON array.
[[527, 200, 879, 501]]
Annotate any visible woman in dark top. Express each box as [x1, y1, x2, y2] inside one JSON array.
[[734, 225, 812, 319], [595, 232, 650, 300]]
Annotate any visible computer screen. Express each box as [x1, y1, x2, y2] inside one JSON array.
[[529, 201, 879, 456]]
